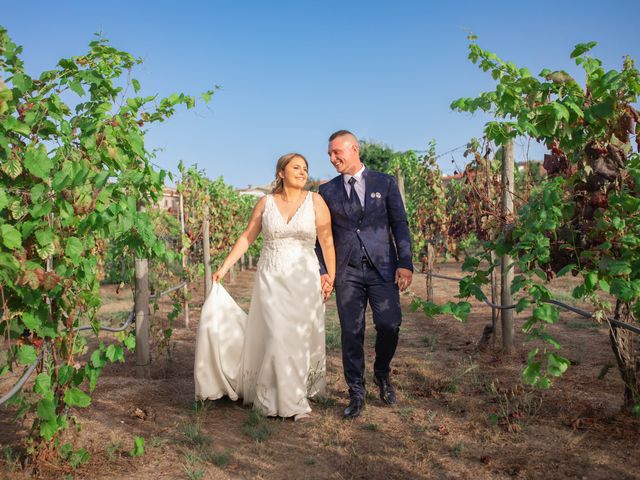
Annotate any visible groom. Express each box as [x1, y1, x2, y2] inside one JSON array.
[[317, 130, 413, 419]]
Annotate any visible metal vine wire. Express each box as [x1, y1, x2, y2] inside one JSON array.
[[0, 280, 188, 406], [423, 270, 640, 335]]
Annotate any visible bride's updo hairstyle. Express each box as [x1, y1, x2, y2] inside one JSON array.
[[272, 153, 308, 194]]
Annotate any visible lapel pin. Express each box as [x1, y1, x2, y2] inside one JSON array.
[[375, 192, 381, 198], [370, 192, 375, 198]]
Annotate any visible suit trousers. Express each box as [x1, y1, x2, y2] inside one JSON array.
[[335, 259, 402, 400]]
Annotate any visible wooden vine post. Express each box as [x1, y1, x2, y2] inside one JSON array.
[[490, 250, 499, 346], [486, 153, 498, 344], [229, 263, 236, 283], [135, 205, 151, 378], [426, 242, 435, 302], [203, 204, 212, 297], [500, 137, 515, 353], [396, 167, 406, 209], [134, 257, 150, 378], [179, 191, 190, 328]]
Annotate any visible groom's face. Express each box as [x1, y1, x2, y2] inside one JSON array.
[[328, 135, 360, 175]]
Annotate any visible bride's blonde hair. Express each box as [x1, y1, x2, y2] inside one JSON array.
[[272, 153, 308, 194]]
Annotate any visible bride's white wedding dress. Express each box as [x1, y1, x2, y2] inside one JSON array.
[[194, 192, 326, 417]]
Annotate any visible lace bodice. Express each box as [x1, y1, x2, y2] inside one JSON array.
[[258, 193, 318, 272]]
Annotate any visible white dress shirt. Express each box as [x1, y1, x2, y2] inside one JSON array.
[[342, 164, 366, 208]]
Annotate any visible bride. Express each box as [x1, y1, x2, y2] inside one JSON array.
[[194, 153, 336, 421]]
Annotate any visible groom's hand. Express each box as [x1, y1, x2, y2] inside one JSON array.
[[395, 268, 413, 292]]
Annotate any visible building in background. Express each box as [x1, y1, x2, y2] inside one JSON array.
[[156, 186, 180, 215], [237, 183, 274, 197]]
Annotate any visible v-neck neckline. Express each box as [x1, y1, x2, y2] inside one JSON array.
[[272, 192, 310, 226]]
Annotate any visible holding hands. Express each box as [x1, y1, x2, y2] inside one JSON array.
[[320, 273, 334, 302]]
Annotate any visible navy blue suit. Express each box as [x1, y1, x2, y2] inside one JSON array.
[[317, 168, 413, 400]]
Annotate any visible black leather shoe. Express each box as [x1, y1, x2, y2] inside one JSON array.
[[374, 375, 396, 404], [343, 397, 365, 419]]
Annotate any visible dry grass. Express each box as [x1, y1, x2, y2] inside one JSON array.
[[1, 263, 639, 479]]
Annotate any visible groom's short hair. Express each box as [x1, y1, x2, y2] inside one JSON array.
[[329, 130, 357, 143]]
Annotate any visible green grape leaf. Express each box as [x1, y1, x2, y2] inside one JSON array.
[[64, 237, 84, 264], [17, 345, 37, 365], [570, 41, 597, 59], [130, 436, 145, 457], [64, 387, 91, 408], [1, 224, 23, 250], [24, 145, 53, 179], [37, 398, 56, 421], [34, 372, 51, 395]]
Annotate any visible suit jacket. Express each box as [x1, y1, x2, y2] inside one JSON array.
[[317, 168, 413, 285]]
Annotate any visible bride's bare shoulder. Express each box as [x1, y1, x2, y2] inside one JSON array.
[[311, 191, 327, 206], [251, 195, 268, 214], [311, 192, 330, 218]]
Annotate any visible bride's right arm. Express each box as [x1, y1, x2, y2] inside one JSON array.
[[313, 193, 336, 299], [212, 196, 266, 283]]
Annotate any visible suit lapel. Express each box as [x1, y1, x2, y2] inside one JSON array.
[[364, 168, 379, 219], [363, 168, 371, 214], [328, 176, 349, 219]]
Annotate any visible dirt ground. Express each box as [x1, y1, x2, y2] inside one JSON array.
[[1, 261, 639, 479]]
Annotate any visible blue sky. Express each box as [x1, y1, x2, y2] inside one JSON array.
[[3, 1, 638, 187]]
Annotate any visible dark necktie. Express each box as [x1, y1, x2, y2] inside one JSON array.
[[348, 177, 362, 217]]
